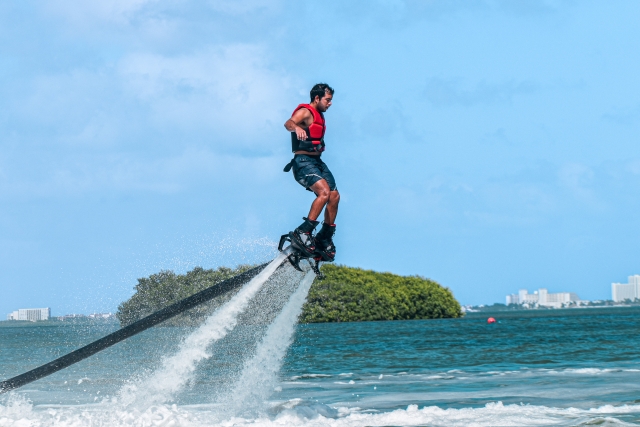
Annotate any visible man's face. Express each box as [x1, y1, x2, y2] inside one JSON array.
[[315, 91, 333, 112]]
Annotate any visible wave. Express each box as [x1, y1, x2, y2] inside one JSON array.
[[290, 374, 333, 380], [288, 366, 640, 384], [2, 394, 640, 427]]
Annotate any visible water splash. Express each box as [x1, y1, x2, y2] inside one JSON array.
[[120, 252, 287, 406], [220, 269, 316, 417], [3, 395, 640, 427]]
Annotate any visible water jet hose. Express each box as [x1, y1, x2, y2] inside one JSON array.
[[0, 262, 270, 394]]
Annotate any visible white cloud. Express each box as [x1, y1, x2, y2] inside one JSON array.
[[559, 163, 593, 190], [15, 69, 121, 144], [0, 147, 283, 198], [9, 42, 297, 154], [628, 160, 640, 175], [44, 0, 160, 26], [118, 44, 295, 148], [558, 163, 604, 210], [207, 0, 282, 15], [424, 77, 538, 107]]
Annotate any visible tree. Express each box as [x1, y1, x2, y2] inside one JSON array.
[[300, 264, 462, 323], [116, 265, 254, 326], [116, 263, 463, 326]]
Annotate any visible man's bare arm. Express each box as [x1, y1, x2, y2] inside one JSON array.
[[284, 108, 313, 141]]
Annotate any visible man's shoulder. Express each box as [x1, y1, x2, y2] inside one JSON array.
[[295, 103, 316, 112], [292, 104, 314, 118]]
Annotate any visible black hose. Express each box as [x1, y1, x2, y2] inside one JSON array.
[[0, 262, 271, 394]]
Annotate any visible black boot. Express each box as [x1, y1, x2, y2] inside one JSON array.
[[314, 223, 336, 262], [289, 217, 319, 257]]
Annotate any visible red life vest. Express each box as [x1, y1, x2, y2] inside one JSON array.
[[290, 104, 326, 153]]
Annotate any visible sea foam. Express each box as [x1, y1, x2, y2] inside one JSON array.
[[2, 396, 640, 427]]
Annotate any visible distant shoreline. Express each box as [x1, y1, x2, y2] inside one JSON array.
[[463, 305, 640, 318], [3, 304, 639, 327], [463, 302, 640, 313], [0, 317, 117, 327]]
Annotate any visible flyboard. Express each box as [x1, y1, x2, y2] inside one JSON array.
[[279, 231, 326, 279], [0, 242, 322, 395]]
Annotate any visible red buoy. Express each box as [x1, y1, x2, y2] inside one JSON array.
[[487, 317, 496, 324]]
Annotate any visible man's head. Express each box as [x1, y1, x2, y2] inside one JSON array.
[[310, 83, 334, 112]]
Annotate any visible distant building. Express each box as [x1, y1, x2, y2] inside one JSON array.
[[611, 275, 640, 302], [7, 308, 51, 321], [88, 313, 114, 319], [506, 289, 580, 308], [506, 294, 519, 305], [57, 314, 87, 320]]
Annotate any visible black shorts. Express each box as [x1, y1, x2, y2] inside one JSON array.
[[291, 154, 337, 192]]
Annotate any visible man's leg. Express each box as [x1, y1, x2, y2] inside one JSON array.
[[310, 184, 339, 262], [307, 179, 331, 221], [291, 159, 339, 261], [289, 179, 330, 257], [324, 190, 340, 224]]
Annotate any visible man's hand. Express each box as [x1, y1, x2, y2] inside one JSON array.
[[284, 107, 314, 140], [285, 119, 308, 140], [294, 126, 308, 141]]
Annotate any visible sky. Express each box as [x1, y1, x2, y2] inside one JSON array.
[[1, 0, 639, 316]]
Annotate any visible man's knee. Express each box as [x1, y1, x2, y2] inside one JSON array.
[[329, 190, 340, 205], [313, 182, 331, 202]]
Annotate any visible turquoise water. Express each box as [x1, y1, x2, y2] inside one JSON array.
[[283, 308, 640, 413], [2, 283, 640, 426]]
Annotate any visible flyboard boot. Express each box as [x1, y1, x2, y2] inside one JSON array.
[[278, 217, 319, 272], [314, 223, 336, 263]]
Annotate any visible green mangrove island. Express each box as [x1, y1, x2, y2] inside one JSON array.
[[116, 263, 462, 326]]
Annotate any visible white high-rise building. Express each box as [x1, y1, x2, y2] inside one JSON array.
[[6, 308, 51, 321], [612, 275, 640, 302], [506, 294, 519, 305], [506, 289, 580, 308]]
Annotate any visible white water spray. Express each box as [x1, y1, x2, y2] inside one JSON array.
[[222, 269, 316, 417], [121, 253, 288, 406]]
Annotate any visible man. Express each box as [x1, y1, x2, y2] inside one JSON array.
[[283, 83, 339, 262]]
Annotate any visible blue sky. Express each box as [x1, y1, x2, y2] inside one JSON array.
[[1, 0, 639, 316]]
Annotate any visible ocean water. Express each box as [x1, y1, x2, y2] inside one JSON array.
[[2, 270, 640, 426]]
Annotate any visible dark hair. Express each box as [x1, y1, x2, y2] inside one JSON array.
[[310, 83, 334, 102]]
